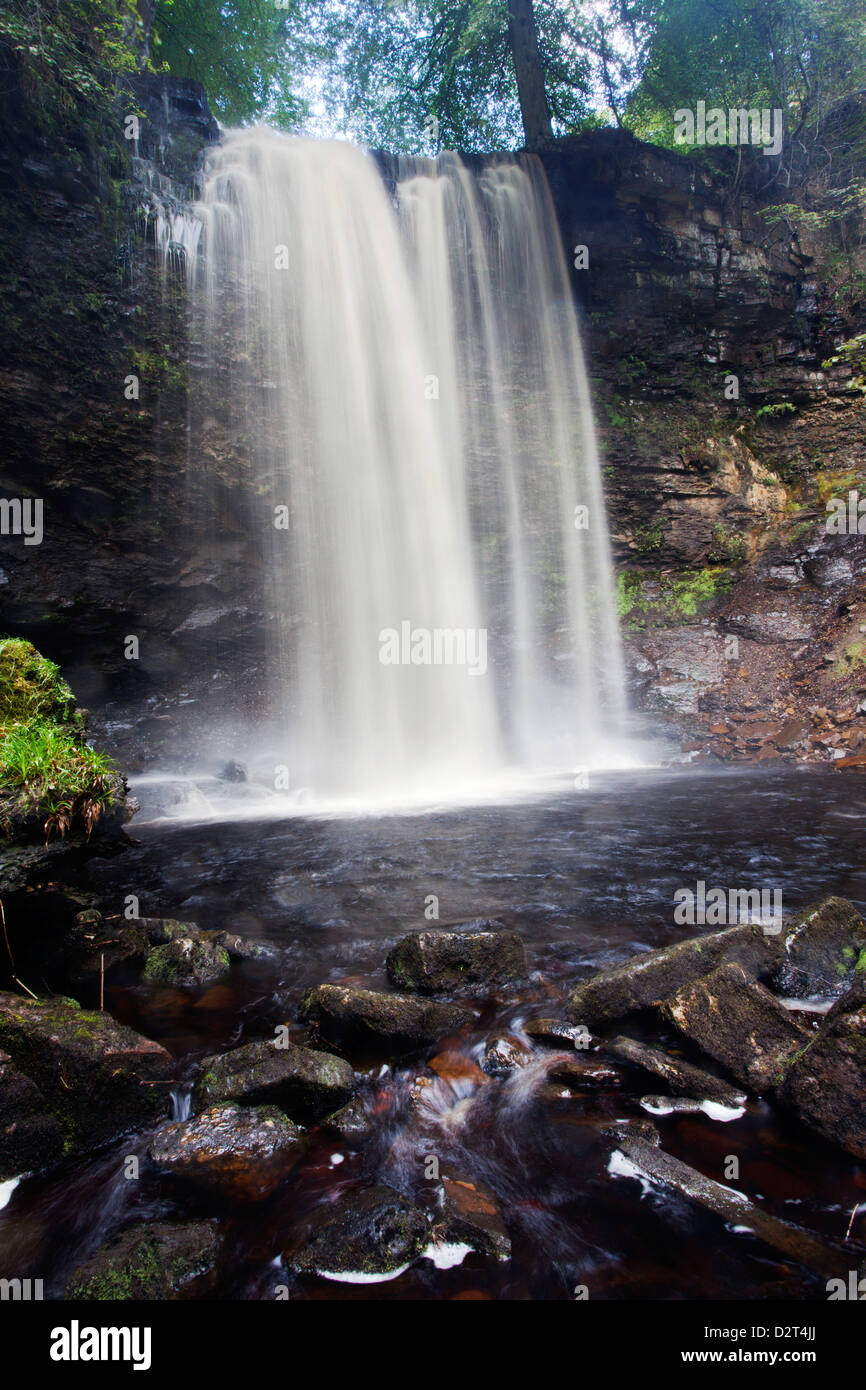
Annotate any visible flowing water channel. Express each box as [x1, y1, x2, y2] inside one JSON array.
[[3, 766, 866, 1299]]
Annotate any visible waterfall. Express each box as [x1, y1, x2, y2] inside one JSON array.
[[188, 129, 627, 809]]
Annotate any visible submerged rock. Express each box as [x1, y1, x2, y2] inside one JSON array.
[[386, 925, 525, 995], [770, 895, 866, 999], [663, 961, 810, 1094], [780, 981, 866, 1158], [606, 1035, 746, 1107], [67, 1219, 221, 1300], [300, 983, 472, 1053], [547, 1056, 623, 1088], [148, 1104, 302, 1200], [193, 1036, 354, 1121], [607, 1121, 852, 1280], [437, 1172, 511, 1262], [566, 925, 777, 1028], [143, 936, 230, 988], [0, 1050, 64, 1179], [482, 1034, 534, 1075], [208, 930, 276, 962], [0, 992, 172, 1152], [286, 1184, 428, 1279]]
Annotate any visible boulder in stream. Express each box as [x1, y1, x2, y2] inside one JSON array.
[[606, 1120, 852, 1281], [779, 979, 866, 1158], [148, 1103, 302, 1200], [606, 1035, 747, 1108], [0, 1050, 64, 1179], [769, 895, 866, 1000], [286, 1184, 428, 1280], [386, 924, 525, 994], [663, 961, 811, 1094], [300, 983, 472, 1053], [566, 923, 778, 1028], [0, 991, 172, 1152], [437, 1172, 511, 1262], [67, 1219, 222, 1300], [143, 935, 231, 988], [193, 1036, 354, 1121]]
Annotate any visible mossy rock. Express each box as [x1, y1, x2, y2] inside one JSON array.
[[0, 991, 172, 1153], [0, 638, 78, 729], [143, 937, 230, 988], [193, 1036, 354, 1121], [286, 1184, 428, 1279], [67, 1219, 221, 1300]]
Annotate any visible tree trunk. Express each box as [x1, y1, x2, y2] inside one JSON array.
[[507, 0, 553, 149]]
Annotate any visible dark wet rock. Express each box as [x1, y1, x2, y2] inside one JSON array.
[[566, 924, 778, 1028], [0, 1050, 64, 1179], [300, 983, 472, 1053], [482, 1034, 534, 1075], [548, 1056, 623, 1088], [286, 1184, 428, 1279], [323, 1095, 373, 1142], [66, 1219, 221, 1300], [437, 1172, 511, 1262], [639, 1094, 717, 1115], [193, 1036, 354, 1121], [143, 935, 230, 988], [65, 912, 149, 980], [663, 961, 811, 1094], [386, 925, 526, 995], [208, 930, 276, 962], [523, 1017, 595, 1049], [148, 1104, 302, 1200], [0, 992, 172, 1152], [779, 983, 866, 1158], [606, 1035, 747, 1107], [770, 895, 866, 1000], [607, 1123, 852, 1280], [219, 760, 247, 783], [142, 916, 272, 963]]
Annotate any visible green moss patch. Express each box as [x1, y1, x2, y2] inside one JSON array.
[[0, 637, 114, 838]]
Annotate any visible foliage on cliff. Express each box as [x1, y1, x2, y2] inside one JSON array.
[[149, 0, 306, 128], [0, 0, 144, 135], [0, 640, 115, 839]]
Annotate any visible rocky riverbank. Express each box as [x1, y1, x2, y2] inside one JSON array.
[[1, 895, 865, 1296]]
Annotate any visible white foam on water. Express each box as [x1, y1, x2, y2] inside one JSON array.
[[421, 1241, 474, 1270], [0, 1177, 20, 1210], [701, 1100, 746, 1122], [316, 1262, 413, 1284]]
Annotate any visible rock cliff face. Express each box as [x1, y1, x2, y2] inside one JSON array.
[[0, 81, 864, 769], [541, 128, 866, 760]]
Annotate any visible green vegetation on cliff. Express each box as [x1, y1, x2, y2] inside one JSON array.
[[0, 639, 114, 838]]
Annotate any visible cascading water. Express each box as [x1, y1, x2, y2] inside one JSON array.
[[187, 128, 628, 810]]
